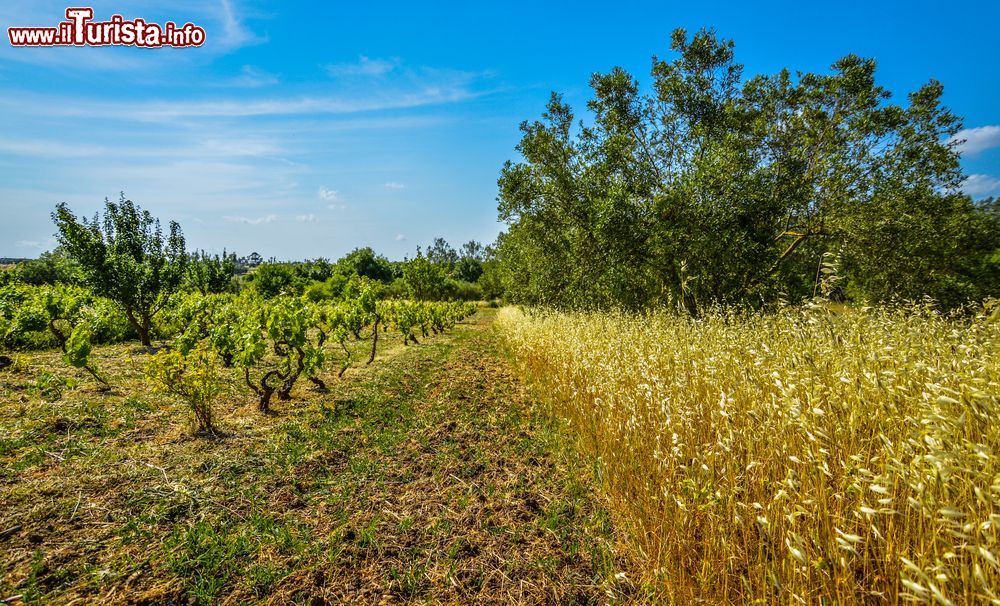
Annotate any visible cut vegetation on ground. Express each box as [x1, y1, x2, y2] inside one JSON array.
[[1, 310, 633, 605]]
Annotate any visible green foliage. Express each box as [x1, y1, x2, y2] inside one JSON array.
[[31, 370, 73, 402], [146, 344, 221, 434], [402, 251, 446, 301], [0, 283, 110, 385], [186, 250, 237, 295], [382, 279, 410, 299], [496, 28, 997, 311], [68, 327, 108, 386], [13, 249, 83, 286], [477, 259, 504, 300], [426, 237, 458, 269], [52, 194, 187, 344], [335, 247, 394, 283], [250, 263, 307, 299], [441, 278, 482, 301], [453, 256, 483, 283], [4, 265, 475, 416], [303, 274, 349, 302], [62, 325, 99, 378], [379, 299, 477, 345]]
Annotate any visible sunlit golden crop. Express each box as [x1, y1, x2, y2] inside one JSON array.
[[496, 303, 1000, 604]]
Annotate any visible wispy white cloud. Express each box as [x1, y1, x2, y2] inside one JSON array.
[[0, 87, 481, 121], [14, 236, 55, 250], [0, 138, 108, 157], [216, 0, 266, 52], [0, 5, 501, 259], [950, 125, 1000, 156], [318, 187, 339, 201], [324, 56, 400, 78], [224, 214, 278, 225], [960, 173, 1000, 198], [0, 135, 281, 159], [394, 233, 406, 241], [227, 65, 279, 88]]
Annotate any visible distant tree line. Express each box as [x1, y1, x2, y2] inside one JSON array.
[[1, 196, 502, 340], [493, 28, 1000, 312], [253, 238, 503, 302]]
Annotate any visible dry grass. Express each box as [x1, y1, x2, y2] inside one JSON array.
[[495, 303, 1000, 604]]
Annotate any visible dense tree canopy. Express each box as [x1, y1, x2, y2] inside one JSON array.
[[10, 249, 82, 286], [495, 28, 1000, 311], [52, 195, 187, 345], [335, 247, 395, 283], [186, 250, 236, 295]]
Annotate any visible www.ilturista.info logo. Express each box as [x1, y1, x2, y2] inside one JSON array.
[[8, 7, 206, 48]]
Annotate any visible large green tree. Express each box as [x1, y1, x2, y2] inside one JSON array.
[[52, 196, 187, 345], [185, 250, 236, 295], [497, 28, 996, 311], [335, 247, 394, 283], [402, 249, 446, 300]]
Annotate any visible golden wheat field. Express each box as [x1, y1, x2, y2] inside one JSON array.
[[495, 303, 1000, 605]]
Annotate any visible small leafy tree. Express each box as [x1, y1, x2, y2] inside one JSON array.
[[402, 250, 446, 301], [226, 297, 319, 413], [62, 323, 108, 388], [251, 263, 304, 298], [52, 195, 187, 346]]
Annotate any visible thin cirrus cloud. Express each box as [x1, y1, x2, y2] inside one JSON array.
[[216, 0, 267, 52], [394, 234, 406, 241], [0, 86, 481, 122], [318, 187, 340, 201], [0, 4, 500, 259], [227, 65, 280, 88], [960, 174, 1000, 198], [323, 56, 401, 78], [949, 125, 1000, 156], [224, 214, 278, 225]]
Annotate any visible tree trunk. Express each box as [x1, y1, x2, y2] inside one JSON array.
[[277, 347, 305, 401], [49, 319, 68, 352], [246, 368, 283, 414], [140, 315, 152, 347], [367, 317, 379, 365], [123, 306, 152, 347]]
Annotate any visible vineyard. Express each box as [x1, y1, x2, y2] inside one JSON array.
[[1, 280, 477, 429], [0, 290, 633, 604]]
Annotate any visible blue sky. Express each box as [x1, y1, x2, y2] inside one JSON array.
[[2, 0, 998, 260]]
